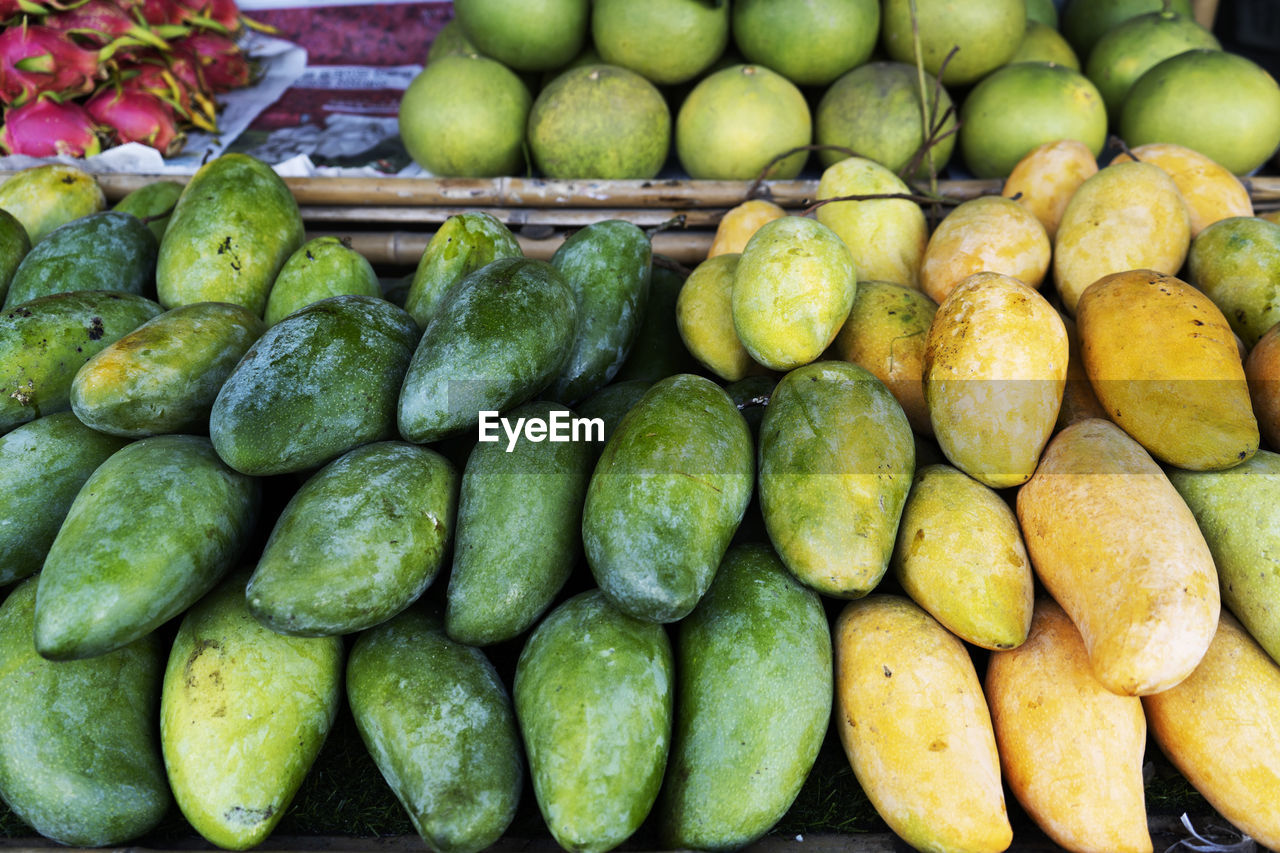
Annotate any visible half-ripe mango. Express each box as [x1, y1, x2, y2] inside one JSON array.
[[986, 599, 1151, 853], [814, 156, 927, 290], [707, 198, 786, 258], [924, 272, 1067, 489], [1077, 269, 1258, 470], [1111, 142, 1252, 237], [1246, 321, 1280, 450], [891, 464, 1034, 650], [834, 595, 1012, 853], [1016, 418, 1220, 696], [732, 216, 856, 371], [920, 195, 1051, 304], [1142, 612, 1280, 850], [675, 253, 762, 381], [1002, 138, 1098, 239], [829, 280, 936, 435], [1053, 160, 1190, 314], [1187, 215, 1280, 348]]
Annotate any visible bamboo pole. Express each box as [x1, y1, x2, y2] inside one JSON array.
[[297, 205, 729, 228]]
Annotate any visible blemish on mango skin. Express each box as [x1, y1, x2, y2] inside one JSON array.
[[183, 637, 223, 688]]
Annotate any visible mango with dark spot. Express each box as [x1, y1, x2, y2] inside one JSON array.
[[161, 572, 342, 850], [403, 211, 522, 330], [4, 211, 157, 308], [263, 236, 382, 327]]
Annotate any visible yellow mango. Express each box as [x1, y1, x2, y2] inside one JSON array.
[[675, 253, 763, 381], [891, 464, 1034, 650], [1245, 322, 1280, 450], [707, 198, 786, 258], [1077, 269, 1258, 470], [732, 215, 856, 371], [1016, 417, 1220, 696], [829, 280, 936, 435], [814, 156, 927, 290], [1002, 138, 1098, 239], [834, 595, 1011, 853], [920, 196, 1051, 304], [923, 272, 1067, 489], [1143, 612, 1280, 850], [1111, 142, 1252, 237], [1053, 160, 1190, 314], [1056, 310, 1108, 431], [986, 600, 1151, 853]]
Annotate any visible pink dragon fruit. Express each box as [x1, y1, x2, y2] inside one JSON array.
[[178, 30, 247, 92], [0, 24, 103, 105], [0, 96, 101, 156], [118, 58, 216, 129], [0, 0, 89, 21], [85, 85, 183, 155], [42, 0, 181, 49]]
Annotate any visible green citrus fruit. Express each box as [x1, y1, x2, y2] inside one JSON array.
[[426, 19, 480, 64], [398, 55, 531, 177], [528, 64, 671, 179], [881, 0, 1026, 86], [1008, 20, 1081, 70], [1086, 11, 1220, 121], [1121, 49, 1280, 175], [592, 0, 730, 85], [731, 0, 879, 87], [814, 61, 956, 177], [1060, 0, 1193, 60], [453, 0, 588, 71], [676, 64, 811, 180], [959, 61, 1107, 179]]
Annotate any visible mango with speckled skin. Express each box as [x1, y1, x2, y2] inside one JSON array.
[[920, 196, 1050, 304], [515, 590, 673, 853], [404, 212, 522, 330], [4, 211, 156, 308], [162, 572, 343, 850], [0, 209, 30, 306], [247, 441, 457, 637], [35, 434, 260, 660], [263, 236, 381, 327], [348, 608, 522, 853], [815, 157, 926, 290], [0, 163, 105, 244]]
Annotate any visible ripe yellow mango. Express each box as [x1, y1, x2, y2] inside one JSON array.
[[1077, 269, 1258, 470], [1002, 138, 1098, 239], [707, 198, 785, 258], [924, 272, 1067, 489], [675, 253, 762, 381], [1110, 142, 1252, 237], [1016, 418, 1220, 696], [920, 195, 1051, 304], [1053, 160, 1190, 314]]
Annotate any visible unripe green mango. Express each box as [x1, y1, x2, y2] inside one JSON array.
[[348, 608, 522, 853], [263, 236, 382, 326], [446, 400, 594, 646], [70, 301, 265, 437], [0, 577, 168, 846], [4, 211, 157, 308], [515, 590, 673, 853], [211, 294, 418, 475], [1167, 449, 1280, 666], [156, 153, 304, 315], [113, 179, 183, 243], [0, 290, 163, 434], [0, 163, 105, 244], [583, 373, 754, 622], [398, 257, 579, 443], [0, 412, 128, 585], [35, 434, 260, 660], [760, 360, 914, 597], [548, 219, 652, 403], [162, 572, 343, 850], [0, 208, 31, 305], [575, 378, 651, 444], [404, 211, 523, 329], [247, 441, 458, 637], [657, 543, 832, 850]]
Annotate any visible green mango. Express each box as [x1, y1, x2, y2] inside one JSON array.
[[0, 577, 168, 846], [0, 208, 30, 305], [247, 441, 458, 636], [445, 400, 594, 645], [0, 412, 128, 585], [583, 373, 754, 622], [613, 255, 697, 383], [162, 572, 343, 850], [210, 294, 418, 475], [398, 257, 579, 443], [574, 378, 651, 444], [156, 153, 304, 315], [515, 590, 673, 853], [404, 211, 523, 329], [548, 219, 652, 403], [0, 163, 105, 244], [657, 543, 832, 850], [4, 211, 157, 308], [70, 301, 266, 437], [263, 236, 382, 326], [759, 360, 915, 597], [113, 179, 183, 243], [348, 608, 522, 853], [35, 434, 260, 660], [1167, 449, 1280, 666], [0, 290, 163, 434]]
